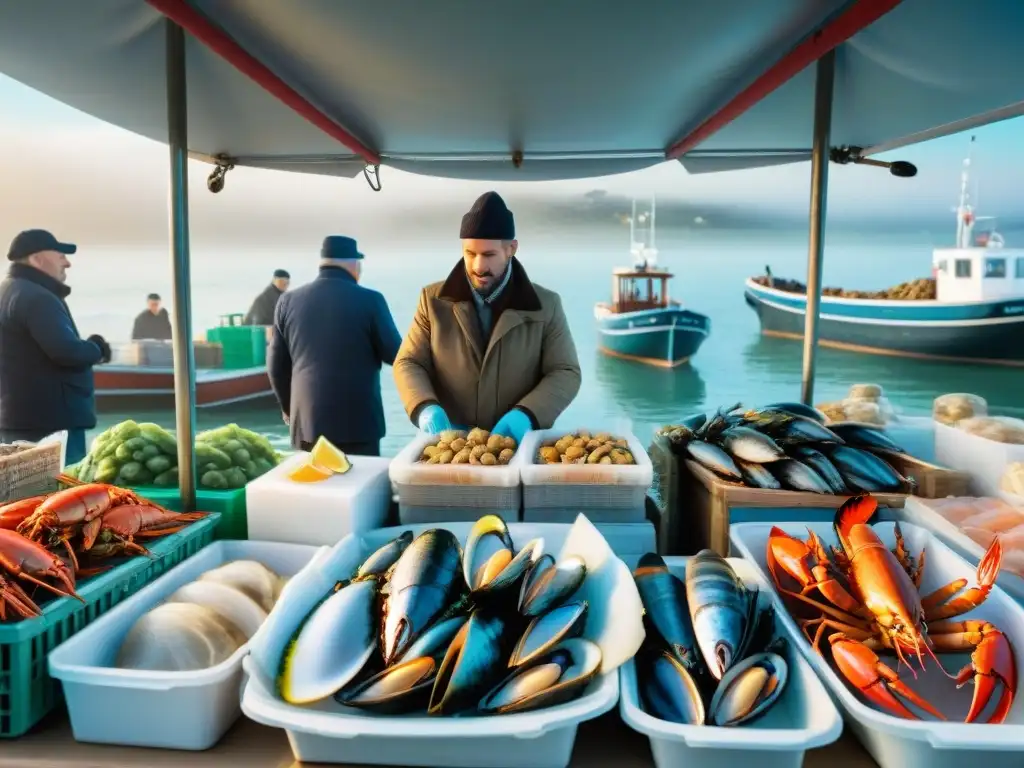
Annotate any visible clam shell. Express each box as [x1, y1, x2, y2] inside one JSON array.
[[708, 651, 788, 726], [519, 555, 586, 617], [479, 638, 601, 715], [641, 649, 706, 725], [167, 580, 268, 639], [336, 656, 437, 714], [428, 610, 509, 715], [277, 579, 377, 705], [394, 615, 469, 664], [199, 560, 282, 612], [509, 600, 588, 668], [356, 530, 414, 580]]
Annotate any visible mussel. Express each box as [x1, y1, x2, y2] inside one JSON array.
[[462, 515, 543, 596], [632, 553, 700, 670], [393, 615, 468, 665], [685, 550, 758, 681], [640, 648, 706, 725], [428, 609, 509, 715], [707, 651, 788, 726], [382, 529, 466, 665], [758, 402, 827, 424], [479, 638, 602, 715], [509, 600, 588, 667], [828, 422, 904, 453], [336, 656, 438, 714], [277, 578, 378, 704], [356, 530, 414, 581], [518, 554, 586, 617]]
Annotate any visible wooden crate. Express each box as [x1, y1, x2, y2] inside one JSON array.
[[651, 432, 971, 556], [0, 441, 62, 503]]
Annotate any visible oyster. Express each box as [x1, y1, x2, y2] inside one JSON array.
[[708, 651, 788, 726], [479, 638, 602, 715], [509, 600, 588, 668], [462, 514, 542, 595], [428, 609, 509, 715], [277, 578, 377, 704], [518, 554, 586, 617]]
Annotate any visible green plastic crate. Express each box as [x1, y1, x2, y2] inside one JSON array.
[[0, 513, 219, 738], [131, 486, 247, 540]]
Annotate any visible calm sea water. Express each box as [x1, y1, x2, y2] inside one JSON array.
[[69, 225, 1023, 456]]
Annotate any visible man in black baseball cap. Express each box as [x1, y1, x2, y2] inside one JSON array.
[[0, 229, 111, 464], [243, 269, 291, 326]]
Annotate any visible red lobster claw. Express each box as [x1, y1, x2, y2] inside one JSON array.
[[957, 625, 1016, 724]]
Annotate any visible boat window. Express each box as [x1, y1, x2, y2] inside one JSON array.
[[936, 259, 948, 274], [1017, 257, 1024, 279], [984, 257, 1007, 278], [954, 259, 972, 278]]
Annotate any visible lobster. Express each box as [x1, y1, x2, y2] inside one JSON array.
[[766, 494, 1016, 723], [86, 504, 207, 559], [0, 494, 47, 530], [0, 528, 81, 620]]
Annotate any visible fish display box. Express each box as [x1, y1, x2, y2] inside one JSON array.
[[934, 420, 1024, 496], [246, 452, 392, 546], [48, 540, 319, 750], [390, 433, 523, 524], [675, 450, 967, 557], [241, 521, 627, 768], [0, 514, 218, 738], [518, 427, 653, 523], [618, 556, 842, 768], [731, 519, 1024, 768]]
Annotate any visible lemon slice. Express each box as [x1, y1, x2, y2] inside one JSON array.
[[310, 436, 352, 475], [288, 463, 333, 484]]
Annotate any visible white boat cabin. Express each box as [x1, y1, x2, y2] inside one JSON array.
[[607, 267, 679, 313], [932, 245, 1024, 302]]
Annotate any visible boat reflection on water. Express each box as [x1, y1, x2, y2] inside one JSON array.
[[593, 351, 707, 441], [742, 336, 1024, 418]]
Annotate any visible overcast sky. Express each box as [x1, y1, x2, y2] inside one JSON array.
[[2, 72, 1022, 246]]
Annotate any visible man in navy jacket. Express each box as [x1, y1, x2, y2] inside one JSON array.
[[0, 230, 111, 464], [268, 236, 401, 457]]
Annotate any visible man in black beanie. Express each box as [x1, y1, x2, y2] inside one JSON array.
[[243, 269, 290, 326], [394, 192, 581, 442]]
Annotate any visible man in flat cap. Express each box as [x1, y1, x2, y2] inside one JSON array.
[[268, 236, 402, 456], [243, 268, 291, 326], [131, 292, 173, 341], [394, 192, 581, 444], [0, 229, 112, 464]]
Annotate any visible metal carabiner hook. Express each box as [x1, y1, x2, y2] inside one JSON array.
[[363, 164, 382, 192]]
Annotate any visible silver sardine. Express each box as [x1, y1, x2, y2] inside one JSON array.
[[825, 445, 905, 493], [719, 426, 785, 464], [685, 550, 756, 680], [770, 459, 832, 493], [828, 423, 904, 453], [685, 440, 742, 480], [736, 460, 782, 489], [790, 446, 847, 494]]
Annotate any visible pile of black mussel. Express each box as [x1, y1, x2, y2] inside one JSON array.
[[633, 550, 789, 727], [658, 401, 912, 494], [277, 515, 603, 716]]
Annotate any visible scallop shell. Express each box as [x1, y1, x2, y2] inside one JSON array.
[[167, 580, 268, 638], [116, 602, 247, 672]]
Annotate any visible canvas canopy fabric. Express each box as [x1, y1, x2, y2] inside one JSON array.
[[0, 0, 1021, 182]]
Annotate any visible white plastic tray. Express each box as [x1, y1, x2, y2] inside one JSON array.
[[619, 556, 842, 768], [48, 540, 321, 751], [242, 522, 623, 768], [935, 420, 1024, 496], [894, 497, 1024, 605], [731, 519, 1024, 768], [389, 432, 523, 487]]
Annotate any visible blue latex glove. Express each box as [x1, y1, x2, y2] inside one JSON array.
[[491, 409, 533, 444], [417, 404, 452, 435]]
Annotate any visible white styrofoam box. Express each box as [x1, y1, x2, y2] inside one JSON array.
[[247, 451, 392, 546], [935, 419, 1024, 496], [242, 521, 625, 768], [885, 415, 936, 463], [48, 540, 321, 751], [731, 520, 1024, 768], [522, 507, 644, 524], [390, 433, 522, 521], [893, 497, 1024, 605], [619, 556, 842, 768], [518, 427, 653, 515]]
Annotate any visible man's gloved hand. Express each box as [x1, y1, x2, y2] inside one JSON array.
[[491, 408, 533, 444], [417, 404, 452, 435], [87, 334, 112, 364]]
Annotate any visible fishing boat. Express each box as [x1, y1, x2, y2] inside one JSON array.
[[744, 137, 1024, 366], [594, 200, 711, 367], [94, 365, 273, 411]]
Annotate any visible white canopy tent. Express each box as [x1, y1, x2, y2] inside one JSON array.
[[1, 0, 1021, 506]]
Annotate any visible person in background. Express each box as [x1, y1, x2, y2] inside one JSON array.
[[268, 237, 401, 457], [765, 264, 774, 288], [131, 293, 172, 341], [0, 230, 112, 464], [244, 269, 290, 326], [393, 192, 581, 445]]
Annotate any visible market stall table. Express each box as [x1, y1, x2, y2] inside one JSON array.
[[4, 713, 878, 767]]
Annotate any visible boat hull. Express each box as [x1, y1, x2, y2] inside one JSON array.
[[93, 365, 274, 411], [744, 279, 1024, 365], [596, 308, 710, 367]]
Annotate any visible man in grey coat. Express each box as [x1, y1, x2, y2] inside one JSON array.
[[268, 237, 401, 456]]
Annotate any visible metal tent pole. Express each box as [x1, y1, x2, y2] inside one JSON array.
[[165, 20, 198, 510], [799, 50, 836, 406]]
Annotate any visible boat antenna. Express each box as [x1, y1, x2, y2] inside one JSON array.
[[829, 146, 917, 178], [650, 197, 656, 249], [955, 135, 976, 248], [207, 154, 235, 194]]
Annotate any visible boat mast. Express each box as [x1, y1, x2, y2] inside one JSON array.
[[955, 135, 976, 249]]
